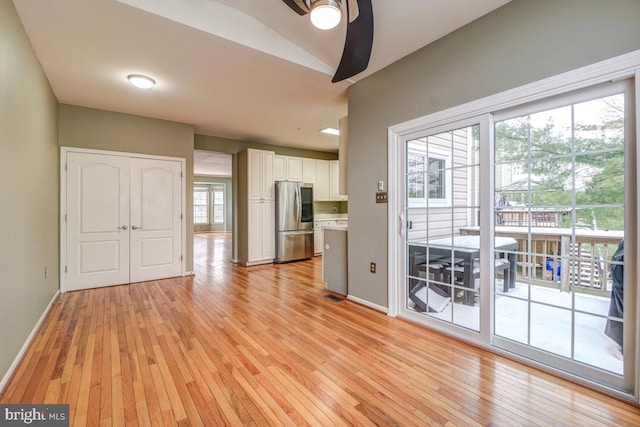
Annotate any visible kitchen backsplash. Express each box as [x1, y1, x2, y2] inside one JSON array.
[[314, 201, 348, 215]]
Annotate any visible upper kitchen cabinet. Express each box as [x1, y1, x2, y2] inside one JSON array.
[[315, 160, 330, 200], [330, 160, 348, 201], [248, 149, 274, 200], [273, 155, 303, 182], [302, 158, 316, 185]]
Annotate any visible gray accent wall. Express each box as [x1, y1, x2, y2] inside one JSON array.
[[58, 104, 196, 272], [347, 0, 640, 307], [0, 1, 59, 382]]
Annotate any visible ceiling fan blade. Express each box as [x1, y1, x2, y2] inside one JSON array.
[[281, 0, 310, 15], [332, 0, 373, 83]]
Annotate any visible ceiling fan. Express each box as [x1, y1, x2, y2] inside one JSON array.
[[280, 0, 374, 83]]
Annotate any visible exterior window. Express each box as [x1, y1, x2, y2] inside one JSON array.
[[193, 189, 209, 224], [212, 186, 224, 224], [428, 157, 446, 199], [407, 153, 425, 199], [407, 146, 451, 207]]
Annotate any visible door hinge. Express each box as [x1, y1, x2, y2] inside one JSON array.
[[180, 172, 183, 178], [180, 255, 183, 261], [65, 163, 67, 171], [64, 266, 67, 273], [65, 214, 67, 222]]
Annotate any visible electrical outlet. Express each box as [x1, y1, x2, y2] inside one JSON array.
[[370, 262, 376, 273]]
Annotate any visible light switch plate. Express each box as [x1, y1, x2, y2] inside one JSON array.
[[376, 192, 388, 203]]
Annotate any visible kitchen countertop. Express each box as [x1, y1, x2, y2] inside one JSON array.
[[314, 214, 348, 221]]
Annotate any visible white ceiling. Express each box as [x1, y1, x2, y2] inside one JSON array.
[[14, 0, 510, 158]]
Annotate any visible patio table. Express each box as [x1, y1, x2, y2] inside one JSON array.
[[410, 235, 518, 305]]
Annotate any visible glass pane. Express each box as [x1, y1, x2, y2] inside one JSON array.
[[427, 157, 445, 199], [453, 290, 479, 331], [495, 296, 528, 344], [574, 94, 625, 151], [213, 206, 224, 223], [574, 313, 622, 375], [530, 303, 571, 358]]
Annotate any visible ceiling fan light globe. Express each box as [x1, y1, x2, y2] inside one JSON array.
[[310, 0, 341, 30]]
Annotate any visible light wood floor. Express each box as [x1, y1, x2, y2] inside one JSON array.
[[2, 233, 639, 426]]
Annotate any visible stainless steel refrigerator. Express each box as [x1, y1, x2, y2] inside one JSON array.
[[274, 181, 314, 263]]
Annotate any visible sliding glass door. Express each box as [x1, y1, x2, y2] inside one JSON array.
[[398, 79, 636, 394], [492, 81, 634, 391]]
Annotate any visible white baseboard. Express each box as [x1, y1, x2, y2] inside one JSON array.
[[346, 295, 388, 314], [0, 290, 60, 395], [184, 271, 195, 276]]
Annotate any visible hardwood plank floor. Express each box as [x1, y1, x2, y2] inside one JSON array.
[[2, 232, 639, 426]]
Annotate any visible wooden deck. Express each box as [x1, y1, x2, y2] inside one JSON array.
[[1, 233, 639, 426]]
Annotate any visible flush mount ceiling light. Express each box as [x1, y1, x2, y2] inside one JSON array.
[[127, 74, 156, 89], [320, 127, 340, 136], [309, 0, 342, 30]]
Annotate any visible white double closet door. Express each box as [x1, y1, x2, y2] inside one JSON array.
[[63, 149, 184, 292]]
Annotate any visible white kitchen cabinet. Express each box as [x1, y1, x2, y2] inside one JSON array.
[[273, 155, 286, 181], [273, 155, 303, 182], [248, 199, 274, 262], [302, 158, 316, 185], [248, 149, 274, 201], [237, 148, 275, 265], [315, 160, 330, 200], [314, 220, 341, 255], [314, 228, 323, 255], [287, 157, 303, 181]]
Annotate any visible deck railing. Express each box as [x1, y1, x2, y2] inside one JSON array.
[[459, 226, 624, 295]]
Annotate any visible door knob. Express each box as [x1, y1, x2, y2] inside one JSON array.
[[118, 225, 128, 230], [131, 225, 142, 230]]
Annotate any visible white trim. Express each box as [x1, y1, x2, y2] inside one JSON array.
[[185, 271, 195, 276], [60, 147, 187, 292], [347, 295, 389, 314], [0, 291, 59, 394], [387, 126, 401, 317]]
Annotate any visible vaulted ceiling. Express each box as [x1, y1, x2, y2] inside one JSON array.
[[14, 0, 510, 152]]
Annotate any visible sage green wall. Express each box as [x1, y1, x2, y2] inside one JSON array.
[[347, 0, 640, 307], [194, 176, 233, 231], [194, 134, 338, 160], [0, 1, 59, 384], [58, 104, 196, 272]]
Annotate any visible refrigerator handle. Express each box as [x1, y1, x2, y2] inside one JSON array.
[[296, 187, 302, 224]]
